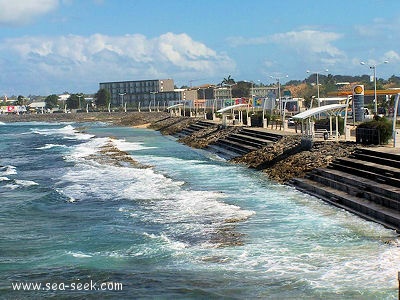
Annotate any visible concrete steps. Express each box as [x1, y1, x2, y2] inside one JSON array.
[[330, 158, 400, 187], [228, 133, 273, 148], [207, 144, 243, 159], [209, 127, 283, 157], [178, 120, 215, 137], [290, 148, 400, 231], [241, 128, 282, 142], [291, 177, 400, 231], [308, 169, 400, 210], [216, 138, 258, 154]]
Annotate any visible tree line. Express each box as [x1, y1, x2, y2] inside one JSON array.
[[21, 72, 400, 110], [44, 90, 111, 110]]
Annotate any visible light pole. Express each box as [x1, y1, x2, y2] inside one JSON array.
[[360, 60, 388, 114], [118, 92, 126, 109], [197, 87, 208, 116], [150, 91, 157, 112], [270, 75, 288, 118], [306, 69, 328, 108], [76, 93, 83, 110]]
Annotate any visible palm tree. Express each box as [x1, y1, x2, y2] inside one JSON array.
[[221, 75, 236, 85]]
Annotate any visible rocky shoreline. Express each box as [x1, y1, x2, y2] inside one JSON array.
[[150, 117, 358, 183], [2, 112, 358, 183], [0, 111, 170, 127], [235, 137, 358, 183]]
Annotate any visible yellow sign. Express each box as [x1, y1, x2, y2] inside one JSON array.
[[353, 85, 364, 95]]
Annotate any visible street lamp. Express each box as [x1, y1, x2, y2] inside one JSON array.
[[306, 69, 328, 108], [150, 91, 157, 112], [360, 60, 388, 114], [270, 75, 288, 117], [76, 93, 83, 110], [118, 92, 126, 109]]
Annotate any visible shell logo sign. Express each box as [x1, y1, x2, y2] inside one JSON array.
[[353, 85, 364, 95], [352, 85, 365, 122]]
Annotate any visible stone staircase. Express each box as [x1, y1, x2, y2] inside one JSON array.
[[178, 120, 215, 137], [208, 128, 282, 159], [290, 148, 400, 231]]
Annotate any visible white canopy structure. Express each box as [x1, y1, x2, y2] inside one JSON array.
[[217, 104, 248, 127], [293, 103, 348, 140], [216, 103, 247, 113], [293, 104, 347, 120], [167, 103, 184, 117], [167, 103, 183, 110], [317, 97, 348, 104]]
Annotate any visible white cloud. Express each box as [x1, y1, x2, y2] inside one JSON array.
[[270, 30, 344, 58], [0, 32, 235, 94], [226, 36, 269, 47], [228, 30, 343, 54], [384, 50, 400, 62], [227, 30, 345, 66], [227, 30, 346, 75], [0, 0, 59, 26], [354, 17, 400, 38]]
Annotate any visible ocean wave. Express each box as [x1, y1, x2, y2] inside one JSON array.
[[143, 232, 188, 250], [0, 165, 17, 176], [2, 179, 39, 190], [66, 136, 150, 169], [0, 176, 10, 181], [3, 183, 19, 190], [113, 138, 155, 151], [36, 143, 69, 150], [59, 137, 255, 248], [32, 125, 94, 140], [66, 251, 93, 258], [14, 179, 39, 187]]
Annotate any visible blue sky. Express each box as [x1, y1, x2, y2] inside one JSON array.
[[1, 0, 400, 96]]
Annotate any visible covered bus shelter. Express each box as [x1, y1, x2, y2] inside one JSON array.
[[293, 103, 348, 140], [167, 103, 184, 116], [217, 104, 248, 127]]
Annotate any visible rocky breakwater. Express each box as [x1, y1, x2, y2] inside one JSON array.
[[233, 136, 358, 183]]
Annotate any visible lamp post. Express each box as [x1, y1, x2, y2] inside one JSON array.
[[150, 91, 157, 112], [306, 69, 328, 108], [270, 75, 288, 117], [76, 93, 83, 110], [360, 60, 388, 114], [243, 80, 255, 123], [118, 92, 126, 109]]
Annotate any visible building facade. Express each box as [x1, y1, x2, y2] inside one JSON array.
[[99, 79, 180, 107], [250, 87, 278, 111]]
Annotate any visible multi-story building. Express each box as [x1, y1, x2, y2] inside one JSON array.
[[250, 86, 278, 111], [99, 79, 180, 107]]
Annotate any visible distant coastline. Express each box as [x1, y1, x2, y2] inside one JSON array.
[[0, 111, 170, 127]]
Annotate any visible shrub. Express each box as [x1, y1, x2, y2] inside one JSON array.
[[357, 116, 393, 144]]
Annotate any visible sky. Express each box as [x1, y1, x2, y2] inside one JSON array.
[[1, 0, 400, 96]]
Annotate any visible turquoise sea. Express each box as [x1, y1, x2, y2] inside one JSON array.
[[0, 121, 399, 299]]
